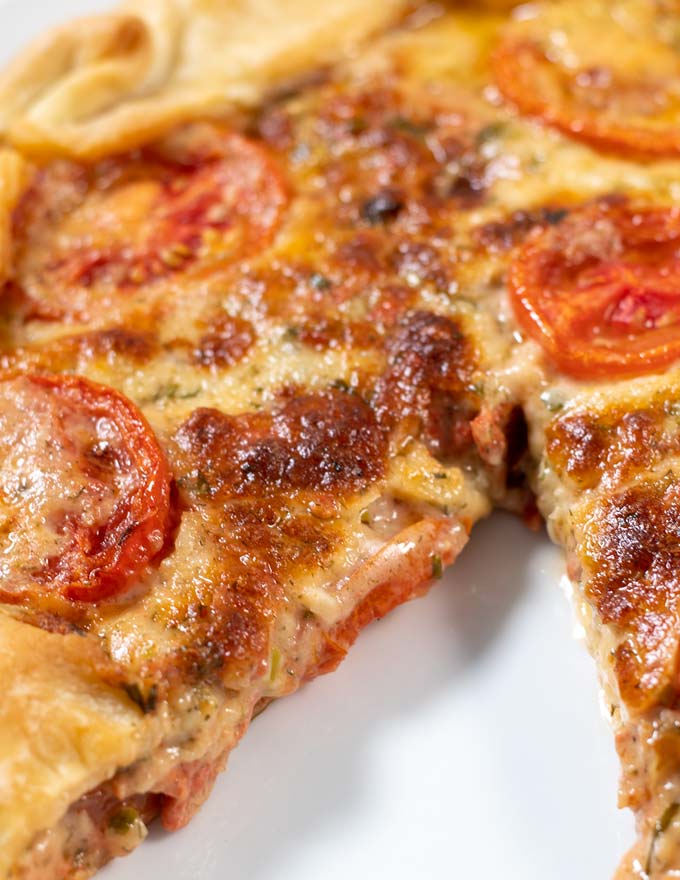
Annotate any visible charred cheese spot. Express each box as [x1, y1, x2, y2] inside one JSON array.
[[475, 206, 570, 252], [287, 85, 492, 220], [0, 328, 159, 374], [113, 498, 336, 693], [547, 404, 680, 490], [582, 478, 680, 712], [191, 315, 255, 368], [373, 310, 480, 461], [254, 83, 495, 336], [172, 389, 386, 501], [296, 316, 381, 351]]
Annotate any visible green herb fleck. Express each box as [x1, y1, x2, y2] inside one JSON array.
[[434, 472, 448, 480], [540, 391, 564, 413], [310, 273, 332, 291], [109, 806, 140, 835], [476, 122, 507, 145], [149, 383, 200, 404], [543, 208, 568, 226], [431, 554, 443, 580], [390, 116, 430, 138], [646, 802, 680, 876], [195, 471, 212, 496]]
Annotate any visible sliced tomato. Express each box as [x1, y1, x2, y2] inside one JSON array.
[[493, 38, 680, 158], [0, 373, 171, 603], [508, 202, 680, 379], [14, 124, 288, 319]]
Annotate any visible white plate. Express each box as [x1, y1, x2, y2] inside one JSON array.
[[0, 3, 634, 877]]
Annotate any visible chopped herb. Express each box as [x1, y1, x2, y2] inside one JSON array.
[[360, 508, 371, 525], [390, 116, 430, 138], [123, 682, 158, 714], [434, 472, 448, 480], [283, 326, 300, 341], [269, 648, 281, 682], [349, 116, 367, 135], [476, 121, 507, 145], [540, 391, 564, 413], [310, 272, 332, 291], [646, 802, 680, 876], [543, 208, 568, 226], [109, 806, 140, 835], [431, 554, 443, 579], [149, 383, 200, 404], [360, 190, 404, 225], [195, 471, 212, 496], [332, 378, 351, 393]]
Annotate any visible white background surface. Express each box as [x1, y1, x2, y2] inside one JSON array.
[[0, 2, 634, 877]]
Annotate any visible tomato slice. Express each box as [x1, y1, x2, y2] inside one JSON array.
[[0, 373, 171, 603], [14, 124, 288, 319], [508, 202, 680, 379], [493, 37, 680, 158]]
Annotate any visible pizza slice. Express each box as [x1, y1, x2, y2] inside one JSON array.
[[0, 7, 538, 878], [2, 0, 680, 878], [485, 4, 680, 876]]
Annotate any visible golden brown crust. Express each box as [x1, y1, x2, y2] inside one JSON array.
[[0, 0, 416, 160]]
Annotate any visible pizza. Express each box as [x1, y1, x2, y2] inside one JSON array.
[[0, 0, 679, 877]]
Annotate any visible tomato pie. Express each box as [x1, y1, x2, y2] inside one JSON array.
[[0, 1, 679, 878]]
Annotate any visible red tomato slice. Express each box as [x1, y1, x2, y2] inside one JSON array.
[[0, 373, 171, 603], [508, 202, 680, 379], [493, 38, 680, 158], [14, 124, 288, 319]]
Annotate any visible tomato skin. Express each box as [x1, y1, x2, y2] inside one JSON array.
[[13, 125, 288, 320], [493, 39, 680, 158], [0, 373, 171, 603], [508, 203, 680, 379]]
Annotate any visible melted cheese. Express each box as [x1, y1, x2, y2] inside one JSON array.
[[4, 2, 680, 878]]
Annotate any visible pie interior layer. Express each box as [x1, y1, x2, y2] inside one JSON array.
[[2, 2, 680, 879]]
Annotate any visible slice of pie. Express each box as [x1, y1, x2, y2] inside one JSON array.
[[0, 2, 680, 878]]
